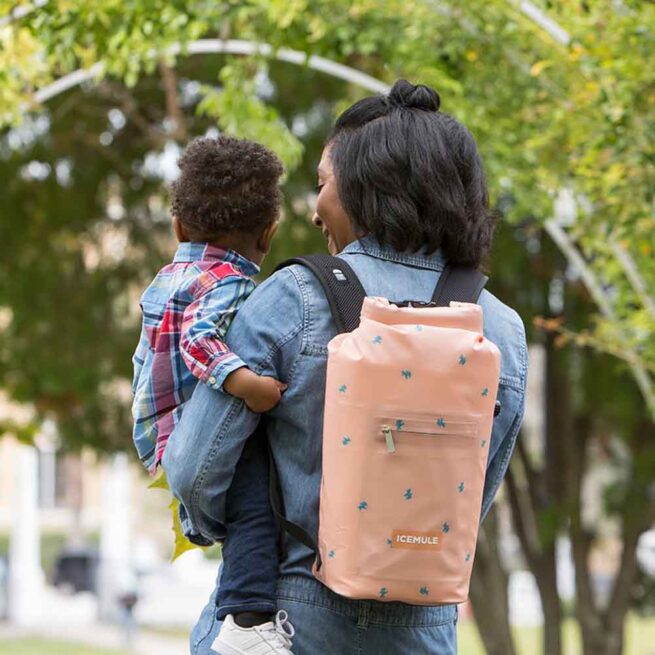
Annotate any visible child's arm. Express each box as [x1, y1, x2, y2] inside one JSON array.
[[180, 272, 286, 412]]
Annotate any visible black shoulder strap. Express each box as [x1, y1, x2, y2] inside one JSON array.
[[431, 265, 488, 306], [275, 254, 366, 334], [268, 447, 322, 570]]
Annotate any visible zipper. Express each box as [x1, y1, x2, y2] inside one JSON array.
[[379, 418, 478, 454], [381, 425, 396, 453]]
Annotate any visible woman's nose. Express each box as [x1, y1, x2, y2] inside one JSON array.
[[311, 213, 323, 228]]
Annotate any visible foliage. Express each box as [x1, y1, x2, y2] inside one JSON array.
[[148, 470, 203, 561], [1, 0, 653, 415]]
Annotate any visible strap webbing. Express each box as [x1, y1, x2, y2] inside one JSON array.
[[268, 444, 322, 570], [431, 265, 488, 306], [275, 255, 366, 334]]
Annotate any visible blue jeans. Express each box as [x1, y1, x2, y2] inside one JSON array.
[[192, 573, 458, 655], [215, 430, 279, 619]]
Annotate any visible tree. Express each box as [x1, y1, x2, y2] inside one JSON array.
[[1, 2, 653, 653], [3, 0, 652, 407], [0, 51, 343, 450]]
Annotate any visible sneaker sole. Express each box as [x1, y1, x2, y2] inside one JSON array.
[[211, 640, 249, 655]]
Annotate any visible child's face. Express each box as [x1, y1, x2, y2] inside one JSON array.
[[312, 145, 358, 255]]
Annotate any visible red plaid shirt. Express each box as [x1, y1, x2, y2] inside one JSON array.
[[132, 242, 258, 473]]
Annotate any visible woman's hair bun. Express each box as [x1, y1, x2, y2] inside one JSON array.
[[388, 79, 441, 112]]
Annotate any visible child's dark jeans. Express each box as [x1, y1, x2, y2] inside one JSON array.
[[215, 429, 279, 619]]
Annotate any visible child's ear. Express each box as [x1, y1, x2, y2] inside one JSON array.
[[258, 221, 279, 254], [173, 216, 189, 242]]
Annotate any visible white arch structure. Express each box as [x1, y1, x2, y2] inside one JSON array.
[[14, 35, 655, 416], [34, 39, 390, 103]]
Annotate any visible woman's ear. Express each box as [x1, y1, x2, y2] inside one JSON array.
[[258, 221, 279, 254], [173, 216, 189, 242]]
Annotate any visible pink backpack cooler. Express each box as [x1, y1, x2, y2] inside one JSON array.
[[274, 255, 501, 605]]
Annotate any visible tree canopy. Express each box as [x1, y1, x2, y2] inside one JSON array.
[[1, 1, 653, 432]]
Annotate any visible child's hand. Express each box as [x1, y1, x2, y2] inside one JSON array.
[[223, 367, 288, 413]]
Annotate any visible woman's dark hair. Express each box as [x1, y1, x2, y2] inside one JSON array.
[[328, 79, 495, 267], [171, 136, 283, 242]]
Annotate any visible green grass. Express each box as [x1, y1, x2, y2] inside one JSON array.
[[0, 640, 129, 655], [3, 615, 655, 655], [458, 613, 655, 655]]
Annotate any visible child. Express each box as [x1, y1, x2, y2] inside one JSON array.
[[132, 136, 295, 654]]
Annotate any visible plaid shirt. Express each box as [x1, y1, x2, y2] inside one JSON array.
[[132, 242, 258, 473]]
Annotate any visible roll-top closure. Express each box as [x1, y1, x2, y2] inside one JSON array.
[[361, 296, 483, 333]]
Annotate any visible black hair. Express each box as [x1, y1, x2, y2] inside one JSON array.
[[328, 79, 496, 267], [171, 135, 283, 242]]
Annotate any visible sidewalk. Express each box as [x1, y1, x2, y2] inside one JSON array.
[[0, 554, 219, 654], [0, 621, 188, 655]]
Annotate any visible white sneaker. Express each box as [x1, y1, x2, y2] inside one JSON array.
[[212, 610, 295, 655]]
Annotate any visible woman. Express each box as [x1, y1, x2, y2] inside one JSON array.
[[165, 80, 527, 654]]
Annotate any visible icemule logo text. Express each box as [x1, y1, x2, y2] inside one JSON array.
[[391, 529, 444, 551]]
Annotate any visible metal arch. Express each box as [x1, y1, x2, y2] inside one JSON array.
[[34, 38, 390, 105]]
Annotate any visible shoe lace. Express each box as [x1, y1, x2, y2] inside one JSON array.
[[261, 610, 295, 650]]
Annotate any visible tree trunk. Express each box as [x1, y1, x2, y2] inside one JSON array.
[[468, 506, 517, 655], [534, 544, 562, 655], [570, 414, 655, 655], [506, 461, 563, 655]]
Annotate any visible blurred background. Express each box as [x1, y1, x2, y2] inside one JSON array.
[[1, 1, 654, 654]]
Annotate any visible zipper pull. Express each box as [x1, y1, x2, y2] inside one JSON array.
[[381, 425, 396, 454]]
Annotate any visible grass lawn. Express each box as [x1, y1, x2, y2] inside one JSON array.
[[0, 640, 129, 655], [3, 615, 655, 655], [459, 613, 655, 655]]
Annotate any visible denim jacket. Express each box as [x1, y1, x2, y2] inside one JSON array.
[[163, 237, 528, 578]]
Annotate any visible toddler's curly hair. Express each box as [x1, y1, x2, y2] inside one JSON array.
[[171, 136, 283, 242]]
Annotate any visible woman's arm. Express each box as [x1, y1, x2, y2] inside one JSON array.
[[163, 267, 305, 542], [480, 312, 528, 520]]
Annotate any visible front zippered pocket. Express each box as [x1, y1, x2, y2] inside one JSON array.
[[352, 411, 487, 588], [379, 416, 478, 454]]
